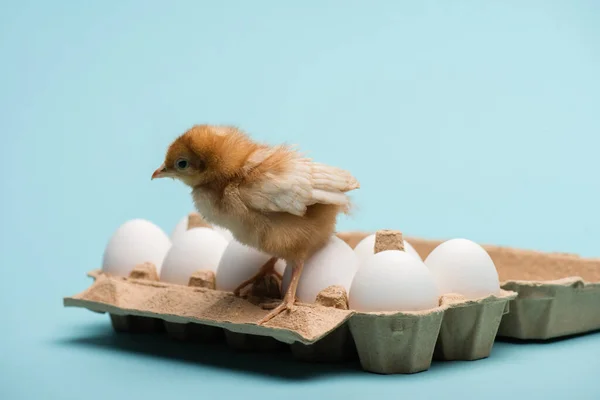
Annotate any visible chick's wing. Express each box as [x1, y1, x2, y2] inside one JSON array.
[[240, 147, 359, 217]]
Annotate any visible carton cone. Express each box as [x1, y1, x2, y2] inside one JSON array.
[[435, 291, 516, 360], [290, 285, 357, 363], [349, 309, 444, 374]]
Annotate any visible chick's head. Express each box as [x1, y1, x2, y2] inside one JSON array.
[[152, 125, 257, 187]]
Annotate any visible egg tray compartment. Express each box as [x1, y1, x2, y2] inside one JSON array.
[[338, 232, 600, 340], [64, 264, 515, 375]]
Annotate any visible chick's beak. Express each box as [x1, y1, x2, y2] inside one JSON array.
[[151, 164, 167, 180]]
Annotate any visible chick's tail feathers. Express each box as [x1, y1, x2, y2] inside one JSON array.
[[308, 162, 359, 214], [311, 162, 360, 192]]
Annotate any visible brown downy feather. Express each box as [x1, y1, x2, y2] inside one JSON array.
[[158, 124, 360, 261]]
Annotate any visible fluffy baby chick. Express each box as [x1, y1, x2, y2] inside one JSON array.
[[152, 125, 359, 324]]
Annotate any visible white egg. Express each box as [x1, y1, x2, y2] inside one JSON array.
[[160, 227, 229, 285], [424, 238, 500, 299], [170, 215, 190, 243], [282, 235, 359, 303], [215, 240, 284, 292], [274, 259, 286, 275], [353, 233, 422, 265], [213, 226, 235, 242], [171, 214, 235, 243], [102, 219, 172, 277], [349, 250, 439, 312]]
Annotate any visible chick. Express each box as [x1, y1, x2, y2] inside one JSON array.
[[152, 125, 360, 324]]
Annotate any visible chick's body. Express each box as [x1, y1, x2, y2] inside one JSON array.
[[195, 190, 341, 260], [153, 125, 359, 324]]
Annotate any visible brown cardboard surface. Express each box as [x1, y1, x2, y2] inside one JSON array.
[[337, 231, 600, 340], [373, 230, 405, 253], [64, 270, 353, 345]]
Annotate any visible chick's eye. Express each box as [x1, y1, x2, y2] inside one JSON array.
[[175, 158, 189, 170]]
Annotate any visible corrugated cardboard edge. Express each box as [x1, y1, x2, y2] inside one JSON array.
[[435, 289, 518, 360], [348, 306, 446, 374], [337, 231, 600, 340], [63, 271, 353, 345], [498, 278, 600, 339]]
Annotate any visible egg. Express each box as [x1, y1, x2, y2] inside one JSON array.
[[424, 238, 500, 299], [281, 235, 359, 303], [170, 215, 190, 243], [160, 227, 229, 285], [353, 233, 422, 264], [171, 213, 233, 243], [215, 240, 286, 292], [102, 219, 172, 277], [349, 250, 439, 312], [213, 226, 235, 242]]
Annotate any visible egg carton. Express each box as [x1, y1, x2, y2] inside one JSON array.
[[339, 232, 600, 340], [64, 258, 516, 375]]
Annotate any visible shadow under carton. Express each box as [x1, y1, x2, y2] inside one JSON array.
[[164, 321, 223, 342], [224, 330, 288, 352], [290, 324, 357, 363], [338, 231, 600, 341], [110, 314, 164, 333]]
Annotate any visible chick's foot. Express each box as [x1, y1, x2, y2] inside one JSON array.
[[257, 297, 296, 325], [260, 298, 296, 310], [257, 259, 304, 325], [233, 257, 278, 297]]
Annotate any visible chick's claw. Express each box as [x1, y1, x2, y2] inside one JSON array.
[[259, 301, 282, 310], [258, 300, 296, 325], [259, 297, 298, 310]]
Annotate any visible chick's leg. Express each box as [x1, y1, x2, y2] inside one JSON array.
[[233, 257, 277, 296], [258, 260, 304, 325]]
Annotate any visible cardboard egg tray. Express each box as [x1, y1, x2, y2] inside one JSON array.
[[63, 231, 518, 375], [339, 232, 600, 340]]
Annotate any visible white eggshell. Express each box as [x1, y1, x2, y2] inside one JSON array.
[[171, 215, 235, 243], [216, 240, 283, 292], [274, 259, 286, 276], [160, 228, 228, 285], [424, 238, 500, 299], [102, 219, 172, 277], [354, 233, 422, 264], [349, 250, 439, 312], [282, 235, 359, 303], [170, 215, 189, 243], [213, 226, 235, 242]]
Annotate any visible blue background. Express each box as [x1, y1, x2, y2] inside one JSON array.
[[1, 1, 599, 399]]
